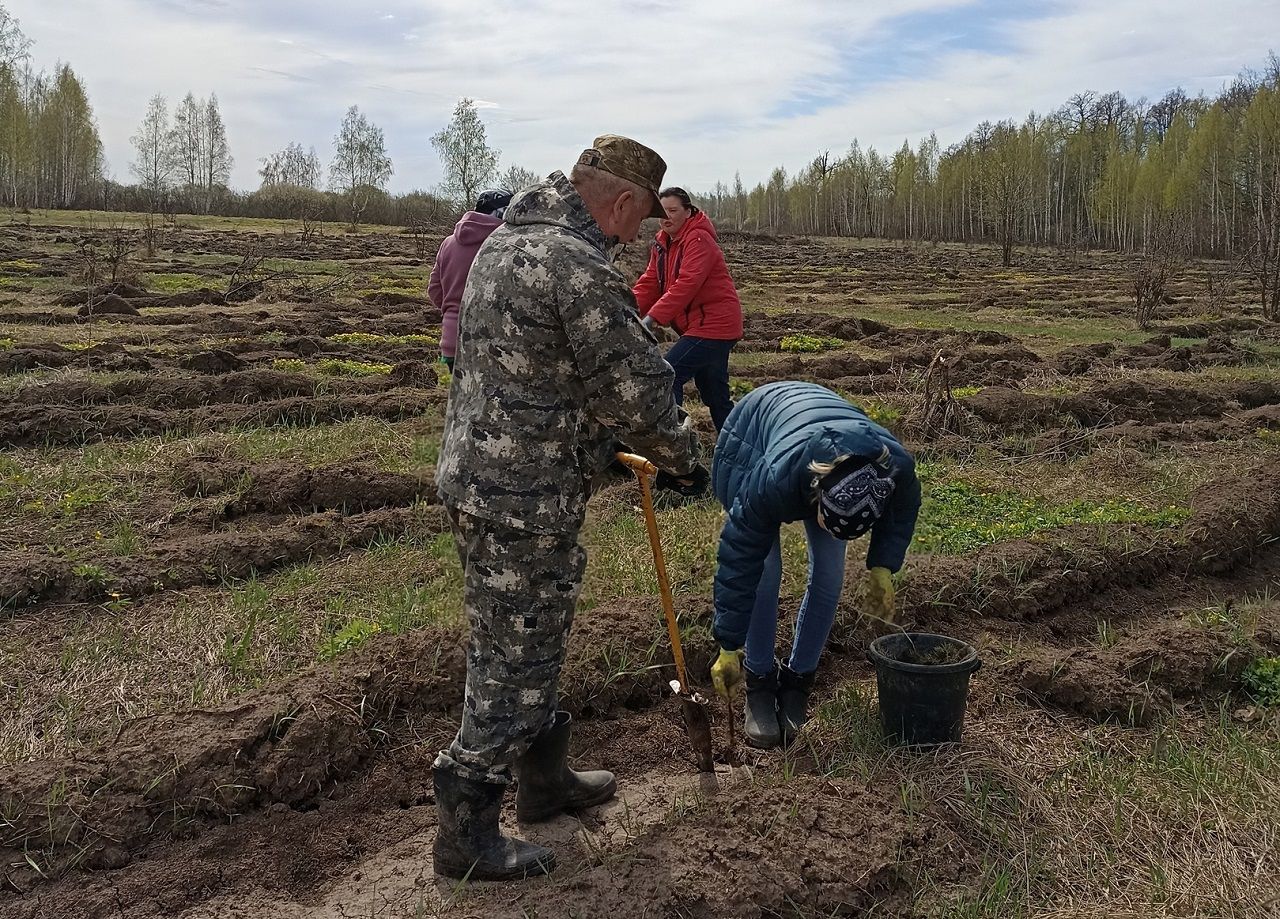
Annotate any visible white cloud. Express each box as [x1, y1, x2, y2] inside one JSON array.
[[5, 0, 1278, 193]]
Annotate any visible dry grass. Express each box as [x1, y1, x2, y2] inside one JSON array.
[[2, 224, 1279, 913], [807, 672, 1280, 918], [0, 516, 459, 763]]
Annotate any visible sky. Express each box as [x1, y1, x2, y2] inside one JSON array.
[[7, 0, 1279, 195]]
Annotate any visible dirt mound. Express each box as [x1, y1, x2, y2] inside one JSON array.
[[882, 464, 1280, 634], [179, 349, 246, 374], [363, 290, 426, 307], [1, 503, 442, 610], [175, 459, 430, 514], [0, 595, 701, 887], [0, 342, 153, 375], [549, 779, 919, 918], [1157, 317, 1265, 338], [740, 311, 891, 345], [77, 293, 140, 317], [1055, 335, 1255, 375], [947, 343, 1043, 385], [1060, 379, 1231, 426], [54, 280, 148, 306], [8, 368, 319, 410], [129, 288, 228, 309], [279, 335, 330, 357], [1037, 403, 1280, 451], [0, 389, 443, 448], [0, 623, 465, 883], [969, 378, 1256, 435], [804, 351, 892, 378], [964, 386, 1062, 427], [387, 360, 438, 386], [812, 315, 892, 339], [1011, 622, 1266, 725]]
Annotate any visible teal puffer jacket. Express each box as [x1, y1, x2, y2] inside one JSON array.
[[710, 381, 921, 650]]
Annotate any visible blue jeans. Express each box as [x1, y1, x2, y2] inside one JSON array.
[[666, 335, 736, 432], [744, 517, 848, 676]]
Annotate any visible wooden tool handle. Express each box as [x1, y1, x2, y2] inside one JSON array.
[[616, 451, 689, 692], [615, 452, 658, 476]]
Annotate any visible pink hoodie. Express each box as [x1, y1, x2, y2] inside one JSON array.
[[428, 211, 504, 358]]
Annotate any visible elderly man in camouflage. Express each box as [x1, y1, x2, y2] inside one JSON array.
[[432, 135, 706, 881]]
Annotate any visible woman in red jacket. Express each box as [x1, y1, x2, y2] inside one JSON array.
[[633, 187, 743, 431]]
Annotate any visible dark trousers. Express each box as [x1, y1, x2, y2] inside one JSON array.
[[667, 335, 736, 432]]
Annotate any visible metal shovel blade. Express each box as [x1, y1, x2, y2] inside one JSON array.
[[672, 680, 715, 772]]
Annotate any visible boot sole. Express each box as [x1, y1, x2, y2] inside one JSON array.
[[516, 777, 618, 823], [434, 849, 556, 881], [744, 731, 781, 749]]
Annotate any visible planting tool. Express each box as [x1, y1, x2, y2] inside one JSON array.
[[616, 451, 716, 772]]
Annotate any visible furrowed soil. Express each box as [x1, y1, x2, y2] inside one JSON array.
[[2, 219, 1279, 918]]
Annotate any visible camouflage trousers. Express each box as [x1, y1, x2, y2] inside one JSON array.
[[435, 504, 586, 785]]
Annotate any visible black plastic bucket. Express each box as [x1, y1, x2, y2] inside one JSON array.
[[867, 632, 981, 748]]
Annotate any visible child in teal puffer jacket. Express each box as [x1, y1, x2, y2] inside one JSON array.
[[707, 381, 921, 748]]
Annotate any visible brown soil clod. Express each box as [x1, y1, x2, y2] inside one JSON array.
[[179, 349, 246, 374], [77, 293, 140, 317], [1011, 621, 1266, 725]]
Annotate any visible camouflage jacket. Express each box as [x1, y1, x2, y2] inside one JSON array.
[[435, 171, 699, 535]]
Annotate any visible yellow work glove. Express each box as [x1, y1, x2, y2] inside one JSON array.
[[865, 566, 896, 623], [710, 647, 745, 700]]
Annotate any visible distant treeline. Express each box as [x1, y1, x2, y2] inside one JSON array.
[[698, 57, 1280, 269], [2, 0, 1277, 306]]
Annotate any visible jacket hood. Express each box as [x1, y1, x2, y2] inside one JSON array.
[[660, 209, 717, 247], [453, 210, 504, 246], [504, 171, 610, 252], [805, 423, 890, 468]]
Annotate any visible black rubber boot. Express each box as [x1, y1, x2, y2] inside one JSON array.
[[778, 663, 817, 746], [432, 766, 555, 881], [514, 711, 617, 823], [743, 665, 781, 749]]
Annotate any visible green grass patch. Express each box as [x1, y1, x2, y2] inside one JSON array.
[[914, 474, 1190, 554], [141, 272, 216, 293], [861, 398, 903, 430], [270, 356, 393, 376], [318, 358, 392, 376], [318, 618, 382, 661], [1242, 657, 1280, 706], [0, 259, 42, 273], [330, 332, 438, 347]]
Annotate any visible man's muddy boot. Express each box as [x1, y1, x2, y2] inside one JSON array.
[[778, 663, 817, 746], [743, 666, 781, 749], [515, 711, 616, 822], [432, 767, 555, 881]]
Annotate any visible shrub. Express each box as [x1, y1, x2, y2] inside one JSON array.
[[1242, 657, 1280, 706]]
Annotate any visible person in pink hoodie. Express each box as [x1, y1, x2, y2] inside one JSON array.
[[429, 189, 513, 369]]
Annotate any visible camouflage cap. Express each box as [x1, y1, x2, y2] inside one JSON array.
[[577, 134, 667, 218]]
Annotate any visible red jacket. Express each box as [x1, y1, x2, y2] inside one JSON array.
[[632, 211, 743, 340]]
